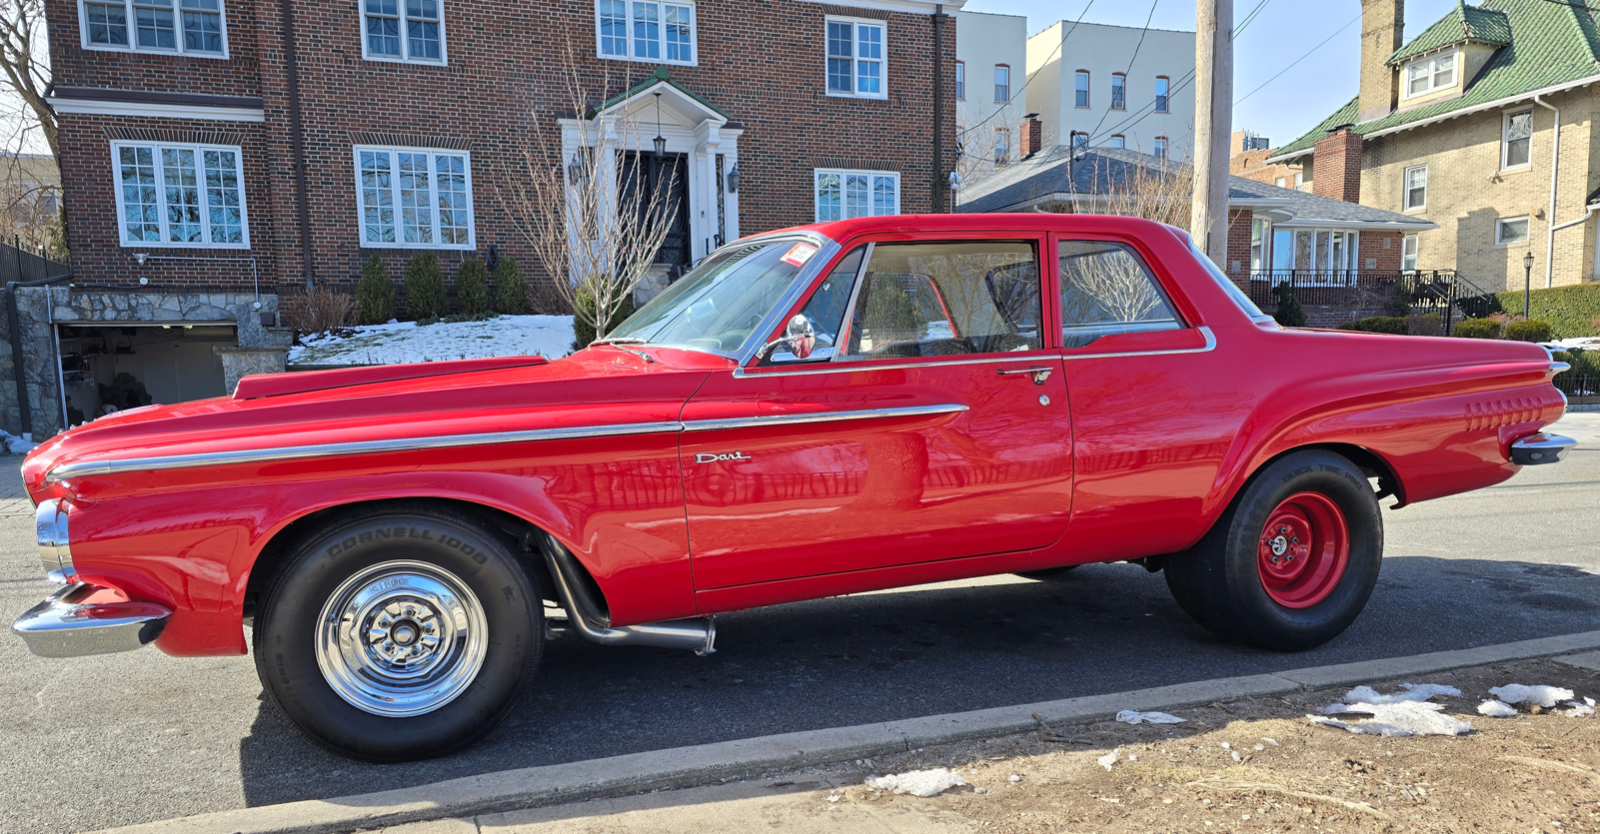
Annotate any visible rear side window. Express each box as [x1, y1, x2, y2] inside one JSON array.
[[1058, 240, 1182, 348], [842, 241, 1042, 359]]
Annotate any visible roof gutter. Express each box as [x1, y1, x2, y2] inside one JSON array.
[[1533, 95, 1558, 288]]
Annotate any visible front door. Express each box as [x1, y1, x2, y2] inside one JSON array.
[[680, 237, 1074, 591], [623, 152, 692, 274]]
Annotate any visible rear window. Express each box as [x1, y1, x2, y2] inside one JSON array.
[[1188, 238, 1271, 322]]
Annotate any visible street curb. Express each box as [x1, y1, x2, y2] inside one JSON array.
[[97, 629, 1600, 834]]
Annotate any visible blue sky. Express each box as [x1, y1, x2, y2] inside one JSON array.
[[960, 0, 1461, 148]]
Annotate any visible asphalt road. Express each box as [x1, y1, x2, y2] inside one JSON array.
[[4, 413, 1600, 834]]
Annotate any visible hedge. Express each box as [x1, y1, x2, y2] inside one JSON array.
[[1478, 283, 1600, 338], [1452, 317, 1502, 339], [1337, 316, 1409, 334], [1504, 319, 1552, 343]]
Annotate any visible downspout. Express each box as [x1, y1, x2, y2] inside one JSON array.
[[1533, 95, 1559, 288], [933, 5, 945, 213], [281, 0, 315, 291]]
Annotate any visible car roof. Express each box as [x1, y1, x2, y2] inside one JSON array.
[[760, 213, 1190, 242]]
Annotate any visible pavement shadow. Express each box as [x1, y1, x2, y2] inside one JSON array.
[[238, 555, 1600, 809]]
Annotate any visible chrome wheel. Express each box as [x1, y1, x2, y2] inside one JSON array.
[[314, 560, 488, 717]]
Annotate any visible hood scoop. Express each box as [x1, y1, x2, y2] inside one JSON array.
[[234, 356, 550, 400]]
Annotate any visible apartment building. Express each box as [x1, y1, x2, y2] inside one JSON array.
[[954, 10, 1027, 176]]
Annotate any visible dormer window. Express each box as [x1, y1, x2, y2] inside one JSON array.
[[1403, 49, 1456, 100]]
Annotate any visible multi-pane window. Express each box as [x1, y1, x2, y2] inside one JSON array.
[[597, 1, 696, 64], [82, 0, 226, 55], [1403, 50, 1456, 99], [355, 147, 474, 249], [1279, 229, 1360, 282], [1401, 234, 1419, 271], [1075, 70, 1090, 108], [826, 17, 886, 98], [1154, 76, 1169, 113], [1059, 240, 1180, 347], [1496, 216, 1530, 246], [994, 64, 1010, 103], [1110, 73, 1126, 110], [363, 0, 443, 62], [113, 142, 247, 247], [1154, 136, 1168, 159], [1403, 164, 1427, 211], [995, 128, 1010, 165], [1502, 109, 1533, 170], [814, 169, 899, 222]]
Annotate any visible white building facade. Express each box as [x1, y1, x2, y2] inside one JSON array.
[[954, 10, 1028, 172], [1025, 21, 1196, 161]]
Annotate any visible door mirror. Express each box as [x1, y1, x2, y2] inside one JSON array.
[[756, 313, 818, 361]]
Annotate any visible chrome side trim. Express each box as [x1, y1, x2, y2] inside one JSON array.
[[682, 403, 970, 433], [12, 583, 170, 658], [35, 500, 74, 582], [1060, 326, 1217, 361], [45, 421, 685, 483], [1510, 432, 1577, 466]]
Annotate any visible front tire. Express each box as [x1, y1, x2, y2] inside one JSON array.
[[253, 504, 541, 761], [1164, 450, 1382, 651]]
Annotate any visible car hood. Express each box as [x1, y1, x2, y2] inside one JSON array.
[[24, 346, 732, 495]]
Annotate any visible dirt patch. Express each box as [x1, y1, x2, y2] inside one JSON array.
[[797, 658, 1600, 833]]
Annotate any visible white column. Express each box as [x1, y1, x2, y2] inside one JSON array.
[[694, 122, 722, 263]]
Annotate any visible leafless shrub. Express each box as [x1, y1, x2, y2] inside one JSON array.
[[284, 286, 354, 335]]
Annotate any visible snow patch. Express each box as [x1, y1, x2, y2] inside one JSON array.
[[866, 769, 966, 797], [1115, 709, 1185, 725], [1321, 683, 1460, 713], [1308, 701, 1472, 737], [1097, 749, 1120, 771], [1561, 700, 1595, 718], [0, 431, 36, 455], [288, 315, 576, 367], [1489, 684, 1575, 708], [1477, 700, 1518, 718]]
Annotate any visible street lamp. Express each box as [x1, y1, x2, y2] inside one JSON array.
[[1523, 250, 1534, 320]]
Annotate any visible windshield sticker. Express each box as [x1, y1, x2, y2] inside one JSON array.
[[781, 243, 818, 268]]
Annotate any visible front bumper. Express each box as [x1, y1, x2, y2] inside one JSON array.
[[12, 583, 170, 658], [1510, 432, 1577, 466]]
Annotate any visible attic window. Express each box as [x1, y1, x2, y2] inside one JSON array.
[[1402, 49, 1457, 100]]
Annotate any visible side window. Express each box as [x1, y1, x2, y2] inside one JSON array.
[[1058, 240, 1181, 348], [765, 247, 864, 364], [842, 241, 1041, 360]]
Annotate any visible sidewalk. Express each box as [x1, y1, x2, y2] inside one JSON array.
[[389, 653, 1600, 834]]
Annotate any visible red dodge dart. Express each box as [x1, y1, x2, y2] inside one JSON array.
[[14, 215, 1575, 760]]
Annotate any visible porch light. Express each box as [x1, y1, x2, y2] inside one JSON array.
[[726, 164, 740, 193], [567, 153, 586, 185], [653, 92, 667, 159], [1523, 250, 1535, 272]]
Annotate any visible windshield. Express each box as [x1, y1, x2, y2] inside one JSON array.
[[607, 238, 821, 354]]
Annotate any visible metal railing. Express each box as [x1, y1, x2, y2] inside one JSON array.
[[1248, 269, 1498, 335], [1, 238, 68, 285], [1555, 374, 1600, 400]]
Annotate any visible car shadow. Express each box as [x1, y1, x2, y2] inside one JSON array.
[[237, 555, 1600, 809]]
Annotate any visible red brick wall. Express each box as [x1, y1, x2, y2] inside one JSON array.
[[1224, 208, 1254, 291], [1312, 130, 1363, 203], [50, 1, 956, 299], [1358, 231, 1404, 271]]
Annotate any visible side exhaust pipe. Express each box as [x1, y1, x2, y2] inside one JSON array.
[[538, 534, 716, 656]]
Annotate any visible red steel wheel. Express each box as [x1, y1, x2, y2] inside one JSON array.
[[1256, 491, 1349, 609]]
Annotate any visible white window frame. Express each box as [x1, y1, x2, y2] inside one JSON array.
[[814, 169, 900, 222], [1402, 163, 1427, 211], [1401, 234, 1419, 271], [1401, 48, 1458, 100], [994, 128, 1010, 165], [1074, 70, 1090, 108], [1110, 72, 1126, 111], [352, 146, 476, 250], [954, 61, 965, 100], [1495, 215, 1530, 247], [994, 64, 1010, 104], [1108, 134, 1124, 149], [824, 16, 888, 100], [361, 0, 447, 65], [595, 0, 697, 66], [1501, 108, 1533, 171], [79, 0, 229, 58], [1154, 76, 1169, 113], [110, 139, 250, 249]]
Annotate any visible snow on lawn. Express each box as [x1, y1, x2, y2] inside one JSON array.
[[288, 315, 576, 367]]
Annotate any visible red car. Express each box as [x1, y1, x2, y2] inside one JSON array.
[[13, 215, 1574, 761]]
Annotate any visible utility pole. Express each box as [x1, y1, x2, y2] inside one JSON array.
[[1191, 0, 1234, 265]]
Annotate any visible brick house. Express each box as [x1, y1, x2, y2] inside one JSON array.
[[1229, 130, 1306, 192], [1268, 0, 1600, 294], [3, 0, 962, 438]]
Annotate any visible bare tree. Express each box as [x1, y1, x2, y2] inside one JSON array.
[[500, 43, 679, 342], [0, 0, 56, 165], [0, 0, 63, 255]]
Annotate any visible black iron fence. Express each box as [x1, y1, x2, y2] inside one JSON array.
[[1248, 269, 1499, 335], [1555, 374, 1600, 399], [1, 238, 68, 285]]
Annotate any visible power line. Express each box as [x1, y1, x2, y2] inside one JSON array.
[[1234, 0, 1273, 37], [963, 0, 1099, 136], [1235, 13, 1359, 105], [1083, 0, 1161, 145]]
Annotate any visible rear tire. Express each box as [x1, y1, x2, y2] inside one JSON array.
[[1164, 450, 1382, 651], [253, 504, 540, 762]]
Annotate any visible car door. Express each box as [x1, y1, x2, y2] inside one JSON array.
[[680, 236, 1074, 591], [1053, 234, 1243, 561]]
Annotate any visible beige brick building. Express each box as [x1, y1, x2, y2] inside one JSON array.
[[1269, 0, 1600, 293]]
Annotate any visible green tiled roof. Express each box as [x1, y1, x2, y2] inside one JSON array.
[[596, 66, 730, 119], [1270, 0, 1600, 161], [1388, 1, 1511, 65]]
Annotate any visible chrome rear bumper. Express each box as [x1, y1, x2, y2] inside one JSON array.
[[12, 583, 170, 658], [1510, 432, 1577, 466]]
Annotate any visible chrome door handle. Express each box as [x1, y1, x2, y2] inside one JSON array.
[[997, 366, 1053, 385]]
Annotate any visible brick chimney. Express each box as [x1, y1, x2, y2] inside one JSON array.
[[1020, 115, 1043, 157], [1358, 0, 1404, 123], [1312, 128, 1363, 203]]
